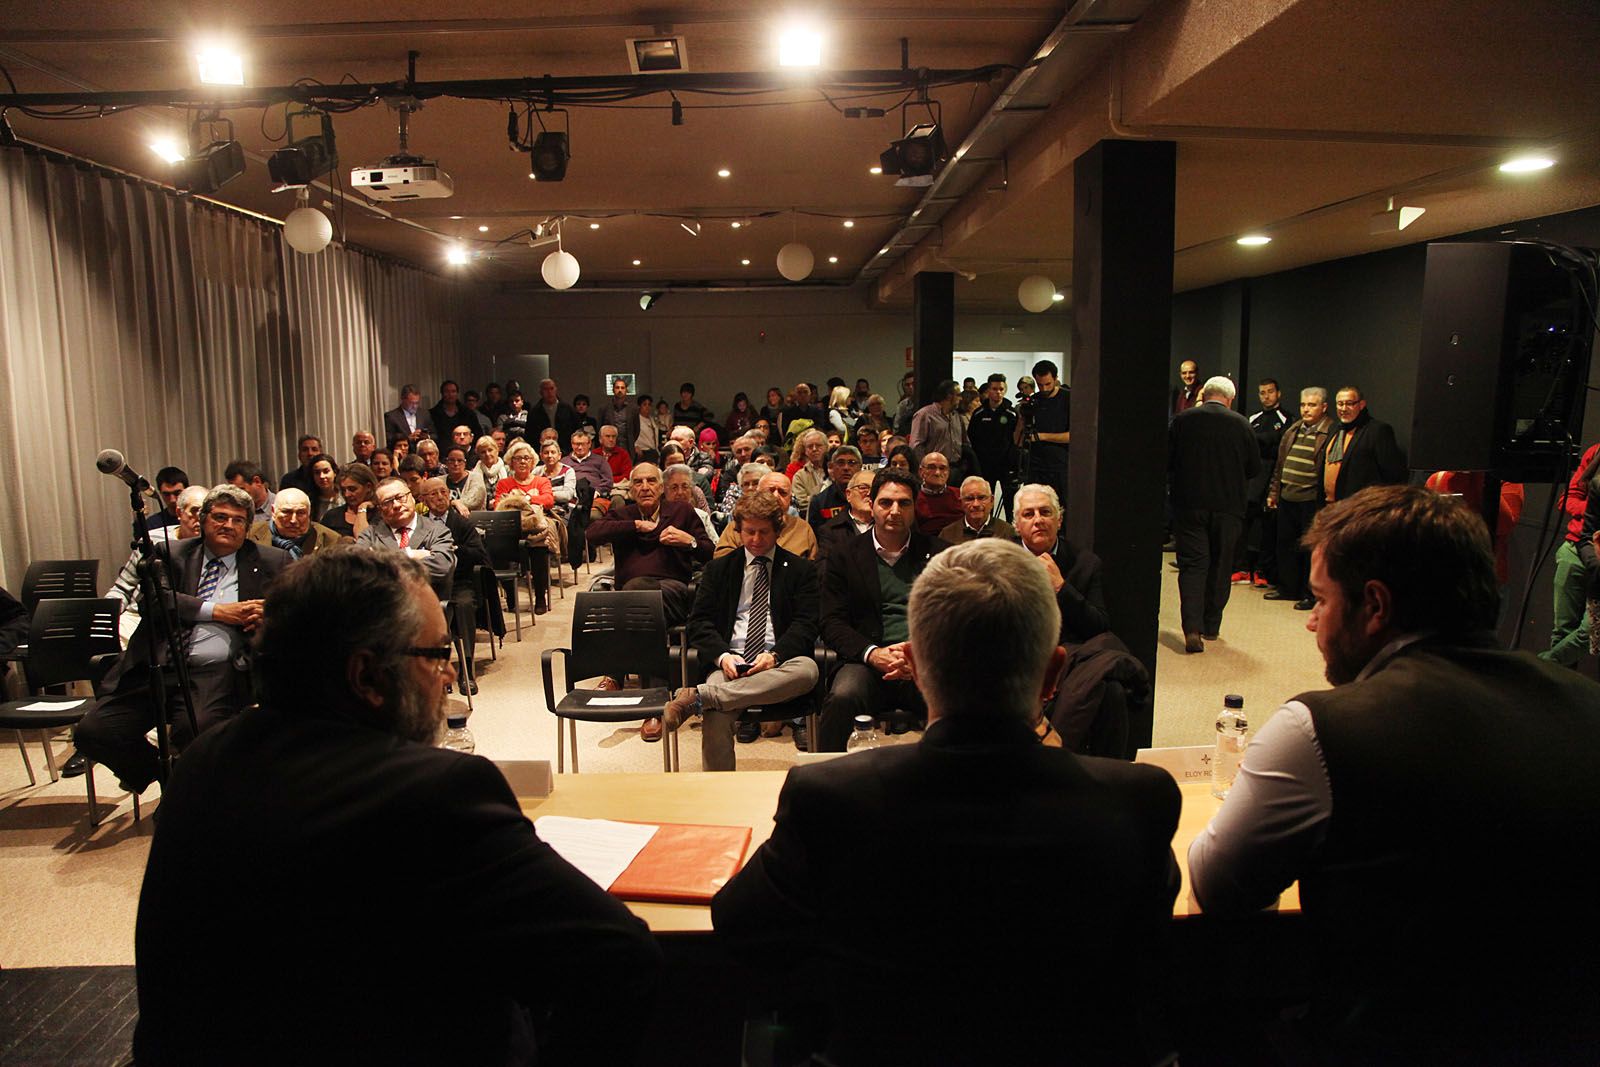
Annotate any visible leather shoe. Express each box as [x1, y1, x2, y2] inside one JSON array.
[[535, 600, 551, 616], [1294, 597, 1315, 611], [791, 722, 809, 752], [736, 719, 761, 744], [597, 676, 621, 691], [1203, 632, 1220, 641], [663, 687, 699, 730], [61, 752, 87, 779], [1262, 591, 1296, 601], [640, 717, 663, 742], [1184, 632, 1205, 654]]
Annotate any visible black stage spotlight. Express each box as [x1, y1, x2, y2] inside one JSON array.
[[179, 139, 246, 194], [268, 108, 338, 191], [639, 291, 664, 311], [881, 122, 947, 188], [529, 131, 569, 182]]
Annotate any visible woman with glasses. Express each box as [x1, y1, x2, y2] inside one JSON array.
[[443, 446, 486, 512]]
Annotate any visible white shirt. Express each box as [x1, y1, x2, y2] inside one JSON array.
[[722, 548, 778, 668]]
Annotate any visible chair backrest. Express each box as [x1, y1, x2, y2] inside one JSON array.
[[23, 597, 121, 691], [21, 559, 101, 612], [469, 510, 523, 567], [569, 591, 673, 686]]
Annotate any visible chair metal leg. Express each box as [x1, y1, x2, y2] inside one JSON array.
[[16, 730, 36, 786], [133, 790, 141, 822], [41, 732, 59, 782], [569, 719, 580, 773], [85, 761, 101, 826], [668, 726, 679, 772], [555, 717, 565, 773]]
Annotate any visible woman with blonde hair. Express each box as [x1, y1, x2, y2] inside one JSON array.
[[826, 384, 857, 438]]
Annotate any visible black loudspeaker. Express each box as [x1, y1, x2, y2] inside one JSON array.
[[1411, 241, 1592, 480]]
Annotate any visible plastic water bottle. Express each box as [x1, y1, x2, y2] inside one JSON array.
[[1212, 695, 1247, 799], [440, 714, 475, 754], [845, 714, 881, 753]]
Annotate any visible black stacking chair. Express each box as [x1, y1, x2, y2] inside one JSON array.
[[540, 591, 676, 773], [470, 510, 536, 642], [0, 597, 138, 824], [20, 559, 100, 613], [669, 639, 834, 771]]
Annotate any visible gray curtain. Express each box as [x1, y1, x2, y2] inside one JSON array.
[[0, 148, 465, 588]]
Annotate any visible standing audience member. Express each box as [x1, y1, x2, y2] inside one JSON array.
[[133, 547, 661, 1066], [714, 537, 1180, 1067], [1021, 359, 1071, 510], [672, 382, 713, 428], [725, 392, 755, 437], [968, 376, 1019, 518], [1238, 378, 1289, 587], [224, 461, 276, 525], [908, 380, 966, 470], [1169, 360, 1201, 420], [1542, 442, 1600, 665], [892, 371, 917, 436], [632, 393, 660, 458], [429, 380, 479, 446], [383, 384, 434, 445], [1190, 485, 1600, 1063], [1266, 387, 1335, 610], [1168, 376, 1260, 653], [600, 377, 634, 442], [1327, 385, 1408, 501], [497, 390, 531, 443], [572, 394, 598, 440]]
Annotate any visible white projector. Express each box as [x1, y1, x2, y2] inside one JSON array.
[[350, 163, 454, 201]]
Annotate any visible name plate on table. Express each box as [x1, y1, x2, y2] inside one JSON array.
[[1135, 745, 1215, 785], [496, 760, 554, 797]]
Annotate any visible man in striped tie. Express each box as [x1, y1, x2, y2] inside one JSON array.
[[664, 491, 821, 770], [74, 484, 291, 794]]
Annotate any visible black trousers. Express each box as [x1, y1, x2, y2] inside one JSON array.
[[1173, 509, 1243, 636], [816, 664, 927, 752], [74, 661, 248, 792], [1237, 500, 1278, 581], [619, 576, 693, 628], [1275, 497, 1321, 599]]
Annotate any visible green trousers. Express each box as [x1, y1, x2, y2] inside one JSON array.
[[1541, 540, 1590, 666]]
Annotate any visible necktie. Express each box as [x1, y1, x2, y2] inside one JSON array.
[[398, 525, 410, 550], [197, 557, 224, 602], [743, 556, 770, 661]]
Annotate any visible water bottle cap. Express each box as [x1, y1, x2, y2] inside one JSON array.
[[446, 715, 469, 729], [1223, 694, 1244, 708], [853, 714, 874, 729]]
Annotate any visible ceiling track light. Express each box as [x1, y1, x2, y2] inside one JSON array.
[[1369, 196, 1425, 234], [510, 103, 570, 181], [178, 116, 245, 195], [640, 291, 664, 311], [680, 219, 702, 238], [268, 106, 337, 192]]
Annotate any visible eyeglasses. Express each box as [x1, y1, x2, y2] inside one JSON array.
[[401, 644, 453, 674], [207, 513, 249, 527], [960, 495, 992, 504], [377, 492, 413, 509]]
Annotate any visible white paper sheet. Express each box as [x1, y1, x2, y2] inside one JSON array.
[[534, 816, 659, 889], [20, 698, 86, 712], [588, 696, 644, 706]]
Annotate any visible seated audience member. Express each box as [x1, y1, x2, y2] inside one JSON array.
[[816, 469, 876, 568], [1189, 485, 1600, 1062], [486, 441, 558, 612], [350, 430, 377, 467], [786, 429, 829, 514], [855, 425, 885, 468], [248, 488, 340, 559], [146, 467, 190, 530], [913, 451, 962, 536], [224, 460, 275, 524], [816, 469, 948, 750], [716, 434, 757, 514], [596, 423, 633, 492], [713, 469, 818, 561], [497, 389, 530, 443], [940, 476, 1018, 546], [357, 477, 456, 599], [564, 428, 613, 568], [475, 435, 509, 488], [664, 463, 717, 544], [133, 548, 661, 1066], [536, 439, 576, 518], [443, 446, 487, 513], [302, 456, 341, 519], [321, 462, 378, 541], [450, 423, 480, 464], [714, 538, 1181, 1066], [587, 463, 714, 627], [665, 491, 822, 770], [107, 486, 207, 642], [807, 446, 862, 529], [725, 392, 755, 437], [1014, 484, 1109, 646], [74, 485, 291, 793], [414, 438, 445, 479], [368, 449, 395, 480], [416, 478, 493, 688], [279, 434, 326, 497], [885, 443, 915, 475]]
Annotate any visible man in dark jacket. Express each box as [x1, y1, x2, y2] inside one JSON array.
[[715, 538, 1181, 1066], [1328, 385, 1408, 501], [134, 547, 661, 1066], [1266, 387, 1335, 609], [1168, 376, 1261, 652], [530, 377, 581, 454], [665, 491, 820, 769], [1013, 483, 1109, 646]]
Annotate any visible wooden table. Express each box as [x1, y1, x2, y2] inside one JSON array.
[[520, 771, 1298, 930]]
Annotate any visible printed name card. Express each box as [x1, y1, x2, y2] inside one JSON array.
[[1134, 745, 1215, 785]]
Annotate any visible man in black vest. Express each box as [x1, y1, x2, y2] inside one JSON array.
[[1190, 484, 1600, 1063]]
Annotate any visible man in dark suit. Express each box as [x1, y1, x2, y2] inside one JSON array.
[[664, 491, 820, 769], [1168, 376, 1261, 652], [357, 476, 457, 599], [714, 537, 1182, 1066], [530, 377, 580, 454], [383, 383, 435, 445], [815, 468, 875, 572], [816, 467, 947, 750], [134, 547, 661, 1066], [417, 477, 491, 694], [429, 378, 480, 446], [1329, 385, 1408, 500], [586, 462, 714, 626], [1014, 483, 1111, 646], [74, 484, 291, 793]]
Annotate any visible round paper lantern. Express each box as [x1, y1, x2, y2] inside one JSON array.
[[776, 242, 815, 282], [541, 249, 581, 290], [283, 206, 332, 254], [1017, 275, 1056, 313]]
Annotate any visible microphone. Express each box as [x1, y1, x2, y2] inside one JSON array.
[[96, 449, 151, 493]]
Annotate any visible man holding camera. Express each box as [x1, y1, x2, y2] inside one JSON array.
[[1017, 359, 1071, 509]]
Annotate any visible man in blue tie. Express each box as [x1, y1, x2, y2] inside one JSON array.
[[664, 491, 821, 769], [73, 484, 291, 794]]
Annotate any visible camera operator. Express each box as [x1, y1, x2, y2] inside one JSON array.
[[1016, 360, 1070, 507]]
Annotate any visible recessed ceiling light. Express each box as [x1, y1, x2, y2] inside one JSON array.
[[717, 167, 731, 178], [1236, 234, 1272, 246], [869, 166, 882, 175], [843, 219, 855, 228], [446, 246, 470, 266], [1499, 154, 1555, 174], [589, 222, 600, 229], [477, 225, 489, 233], [632, 259, 642, 266], [741, 258, 751, 265], [828, 256, 838, 264], [731, 221, 742, 229], [194, 43, 245, 86], [149, 137, 186, 164], [777, 22, 824, 68], [449, 215, 463, 220], [1051, 292, 1065, 303]]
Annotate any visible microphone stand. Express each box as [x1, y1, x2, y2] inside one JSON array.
[[125, 485, 198, 784]]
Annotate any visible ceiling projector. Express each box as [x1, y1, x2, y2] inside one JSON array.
[[350, 161, 454, 202]]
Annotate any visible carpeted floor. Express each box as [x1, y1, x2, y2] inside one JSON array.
[[0, 550, 1330, 969]]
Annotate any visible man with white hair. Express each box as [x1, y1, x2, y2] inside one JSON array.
[[939, 476, 1017, 546], [1168, 375, 1261, 652], [248, 487, 340, 559], [713, 538, 1181, 1064], [1013, 484, 1110, 646], [713, 468, 818, 561]]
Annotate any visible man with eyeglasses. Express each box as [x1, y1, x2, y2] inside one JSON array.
[[73, 484, 291, 795], [913, 452, 962, 536], [940, 476, 1018, 547], [806, 445, 862, 529], [357, 477, 457, 600], [247, 488, 340, 559], [1326, 385, 1407, 503]]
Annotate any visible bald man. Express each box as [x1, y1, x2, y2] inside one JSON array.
[[714, 470, 819, 561], [248, 487, 341, 559]]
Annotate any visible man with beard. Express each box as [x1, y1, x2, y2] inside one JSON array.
[[133, 548, 661, 1066], [1190, 485, 1600, 1063]]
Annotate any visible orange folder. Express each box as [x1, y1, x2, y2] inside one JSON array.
[[608, 822, 753, 904]]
